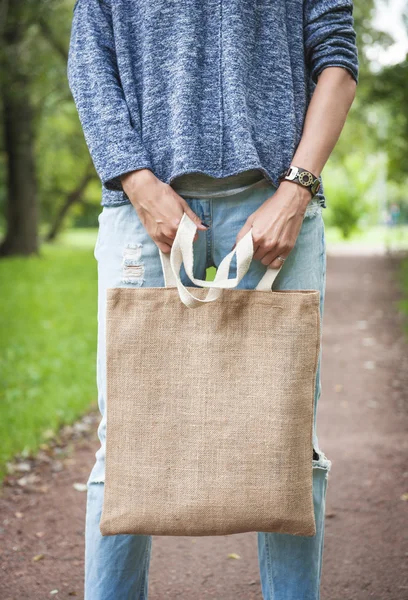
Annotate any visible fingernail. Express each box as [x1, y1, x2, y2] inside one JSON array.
[[201, 221, 210, 227]]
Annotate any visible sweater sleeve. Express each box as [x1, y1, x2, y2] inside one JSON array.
[[67, 0, 152, 192], [303, 0, 359, 85]]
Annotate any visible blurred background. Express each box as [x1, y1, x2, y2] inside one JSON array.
[[0, 1, 407, 598]]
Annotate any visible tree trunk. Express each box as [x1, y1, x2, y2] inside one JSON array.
[[0, 1, 39, 257], [0, 87, 39, 256], [45, 164, 94, 242]]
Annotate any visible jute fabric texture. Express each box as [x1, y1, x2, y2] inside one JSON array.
[[100, 215, 321, 537]]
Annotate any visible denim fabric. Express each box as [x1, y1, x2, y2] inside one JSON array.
[[85, 179, 331, 600], [67, 0, 359, 208]]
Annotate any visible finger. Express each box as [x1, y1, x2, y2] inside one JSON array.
[[235, 220, 252, 244], [157, 224, 199, 249], [156, 240, 172, 254], [269, 255, 288, 269], [156, 227, 199, 248], [258, 249, 279, 266], [180, 201, 209, 231], [166, 226, 199, 243], [233, 220, 253, 251], [155, 230, 175, 247], [253, 242, 277, 261], [265, 242, 293, 267]]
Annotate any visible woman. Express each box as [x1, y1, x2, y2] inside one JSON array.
[[68, 1, 358, 598]]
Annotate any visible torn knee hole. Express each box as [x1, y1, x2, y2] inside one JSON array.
[[312, 447, 332, 471], [121, 243, 145, 286]]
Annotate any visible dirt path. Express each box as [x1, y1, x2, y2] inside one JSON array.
[[1, 255, 407, 600]]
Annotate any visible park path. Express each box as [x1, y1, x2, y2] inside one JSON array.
[[1, 254, 408, 600]]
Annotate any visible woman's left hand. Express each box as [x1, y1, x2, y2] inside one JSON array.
[[234, 181, 313, 268]]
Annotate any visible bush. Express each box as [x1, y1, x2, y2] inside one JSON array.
[[323, 154, 379, 238]]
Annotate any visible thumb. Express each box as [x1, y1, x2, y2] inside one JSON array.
[[180, 200, 209, 231], [233, 219, 252, 250]]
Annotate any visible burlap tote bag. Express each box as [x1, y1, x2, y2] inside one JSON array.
[[99, 213, 321, 537]]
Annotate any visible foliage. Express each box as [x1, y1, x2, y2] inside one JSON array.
[[324, 0, 407, 229], [1, 0, 407, 239], [369, 59, 408, 183], [324, 224, 408, 249], [323, 153, 380, 238], [0, 0, 101, 240], [0, 239, 98, 480]]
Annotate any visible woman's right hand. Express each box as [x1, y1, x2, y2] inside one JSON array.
[[121, 169, 208, 254]]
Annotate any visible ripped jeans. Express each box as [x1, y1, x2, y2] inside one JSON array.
[[85, 178, 331, 600]]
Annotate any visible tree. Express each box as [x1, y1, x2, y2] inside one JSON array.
[[0, 0, 96, 255], [370, 58, 408, 183], [45, 160, 94, 241], [0, 0, 39, 256]]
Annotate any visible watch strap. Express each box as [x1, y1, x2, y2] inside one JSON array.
[[280, 165, 321, 196]]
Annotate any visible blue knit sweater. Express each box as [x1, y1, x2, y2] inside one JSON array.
[[67, 0, 359, 208]]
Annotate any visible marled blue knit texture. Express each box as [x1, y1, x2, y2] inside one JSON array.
[[67, 0, 359, 208]]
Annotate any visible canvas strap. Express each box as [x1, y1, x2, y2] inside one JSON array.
[[159, 213, 282, 308]]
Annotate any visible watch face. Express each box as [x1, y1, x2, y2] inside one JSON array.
[[298, 171, 314, 187]]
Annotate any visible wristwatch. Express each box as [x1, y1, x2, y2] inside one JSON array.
[[279, 165, 321, 197]]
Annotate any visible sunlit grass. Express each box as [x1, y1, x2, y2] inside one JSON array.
[[325, 224, 408, 248], [57, 228, 99, 249], [0, 242, 98, 480]]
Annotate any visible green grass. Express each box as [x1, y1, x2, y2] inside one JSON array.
[[325, 224, 408, 248], [57, 228, 100, 249], [0, 238, 98, 480]]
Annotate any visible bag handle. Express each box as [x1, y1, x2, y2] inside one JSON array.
[[159, 213, 282, 308]]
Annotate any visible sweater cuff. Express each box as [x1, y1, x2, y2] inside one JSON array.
[[311, 57, 359, 85], [101, 160, 154, 192]]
